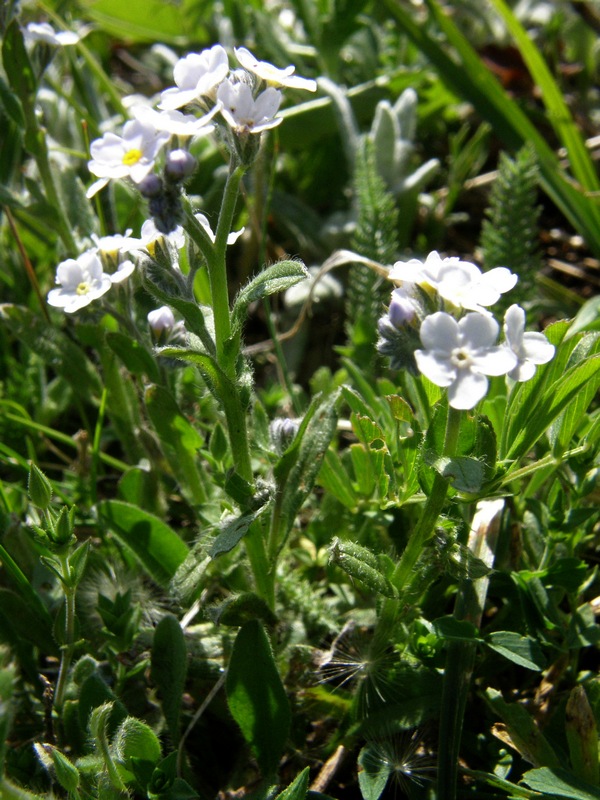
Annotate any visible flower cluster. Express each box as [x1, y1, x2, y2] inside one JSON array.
[[86, 43, 316, 229], [48, 45, 314, 315], [378, 251, 555, 409]]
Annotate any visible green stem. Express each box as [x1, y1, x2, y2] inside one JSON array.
[[245, 519, 275, 609], [371, 406, 462, 652], [437, 500, 503, 800], [53, 557, 76, 713], [210, 162, 246, 372]]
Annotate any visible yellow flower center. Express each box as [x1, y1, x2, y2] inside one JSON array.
[[122, 148, 143, 166], [76, 281, 91, 296]]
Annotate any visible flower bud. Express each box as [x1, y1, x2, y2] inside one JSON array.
[[28, 463, 53, 510], [137, 173, 163, 198], [388, 288, 417, 328], [147, 306, 175, 334], [164, 149, 197, 181], [50, 505, 76, 549], [269, 417, 299, 453]]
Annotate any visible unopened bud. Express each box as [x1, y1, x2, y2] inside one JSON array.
[[147, 305, 175, 334], [28, 463, 52, 510], [137, 173, 163, 198], [388, 288, 417, 328], [269, 417, 299, 453], [164, 149, 197, 181]]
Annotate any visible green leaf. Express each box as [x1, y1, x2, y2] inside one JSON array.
[[565, 686, 599, 786], [522, 767, 600, 799], [484, 688, 561, 768], [274, 391, 339, 543], [318, 449, 358, 509], [144, 385, 207, 506], [432, 616, 479, 642], [0, 304, 102, 398], [79, 0, 205, 44], [231, 260, 309, 333], [502, 333, 600, 462], [0, 588, 58, 656], [566, 297, 600, 339], [358, 745, 390, 800], [209, 508, 268, 558], [107, 332, 160, 382], [226, 620, 291, 779], [96, 500, 188, 587], [151, 615, 187, 746], [0, 74, 25, 127], [2, 21, 36, 115], [329, 538, 398, 599], [275, 767, 310, 800], [485, 631, 546, 672]]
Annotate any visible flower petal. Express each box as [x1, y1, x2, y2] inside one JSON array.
[[448, 370, 489, 409]]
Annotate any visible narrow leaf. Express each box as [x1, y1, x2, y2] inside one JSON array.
[[226, 620, 290, 778], [151, 615, 187, 745]]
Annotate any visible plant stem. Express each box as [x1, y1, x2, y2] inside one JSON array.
[[210, 162, 246, 373], [371, 406, 462, 652], [437, 499, 504, 800], [53, 557, 76, 713]]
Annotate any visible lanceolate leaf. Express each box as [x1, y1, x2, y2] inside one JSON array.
[[151, 615, 187, 745], [226, 621, 290, 779], [231, 260, 309, 333], [96, 500, 188, 586]]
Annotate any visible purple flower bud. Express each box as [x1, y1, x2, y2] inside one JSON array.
[[164, 149, 197, 181], [137, 173, 163, 198], [388, 288, 417, 328]]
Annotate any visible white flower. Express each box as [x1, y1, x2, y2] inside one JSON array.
[[159, 45, 229, 110], [234, 46, 317, 92], [88, 119, 170, 184], [194, 213, 245, 245], [389, 251, 517, 314], [148, 306, 175, 332], [47, 251, 112, 313], [130, 104, 218, 139], [24, 22, 87, 46], [503, 304, 555, 381], [217, 79, 282, 134], [415, 312, 518, 409], [91, 230, 141, 256]]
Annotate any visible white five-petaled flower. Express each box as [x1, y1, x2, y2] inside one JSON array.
[[88, 119, 170, 184], [415, 312, 518, 409], [503, 304, 555, 381], [217, 79, 282, 134], [47, 251, 112, 313], [234, 46, 317, 92], [159, 45, 229, 110], [140, 219, 186, 251], [389, 251, 517, 314], [24, 22, 86, 46]]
